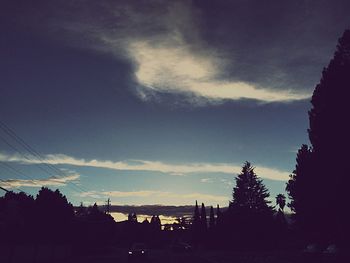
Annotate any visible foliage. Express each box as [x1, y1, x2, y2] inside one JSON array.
[[200, 202, 207, 231], [230, 162, 271, 213], [287, 29, 350, 244], [209, 206, 215, 229], [275, 194, 286, 211]]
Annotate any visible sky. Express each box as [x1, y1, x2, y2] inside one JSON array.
[[1, 0, 350, 207]]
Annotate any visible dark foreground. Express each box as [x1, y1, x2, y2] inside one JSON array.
[[0, 245, 342, 263]]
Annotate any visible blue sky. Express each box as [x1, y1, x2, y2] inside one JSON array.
[[1, 0, 349, 207]]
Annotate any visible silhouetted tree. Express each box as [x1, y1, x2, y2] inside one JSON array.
[[216, 204, 222, 227], [0, 191, 35, 243], [36, 187, 74, 221], [76, 202, 87, 217], [286, 144, 314, 236], [209, 206, 215, 229], [276, 194, 286, 212], [228, 162, 273, 247], [35, 187, 74, 242], [150, 215, 161, 231], [275, 194, 287, 227], [87, 203, 101, 220], [307, 29, 350, 245], [286, 30, 350, 245], [230, 162, 271, 213], [200, 203, 207, 232], [192, 200, 201, 243], [128, 212, 137, 223], [192, 200, 200, 228]]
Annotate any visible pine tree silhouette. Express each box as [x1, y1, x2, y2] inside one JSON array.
[[287, 29, 350, 245], [209, 206, 215, 229], [286, 144, 315, 235], [192, 200, 201, 243], [216, 204, 222, 227], [308, 29, 350, 244], [200, 203, 207, 232], [228, 162, 273, 247], [231, 162, 271, 213], [193, 200, 200, 227]]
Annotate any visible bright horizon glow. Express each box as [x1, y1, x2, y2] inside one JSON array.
[[110, 212, 179, 225]]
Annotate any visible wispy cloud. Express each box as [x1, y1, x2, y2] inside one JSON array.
[[128, 40, 311, 103], [0, 173, 80, 189], [201, 177, 233, 189], [43, 0, 311, 104], [200, 178, 215, 183], [0, 152, 289, 181]]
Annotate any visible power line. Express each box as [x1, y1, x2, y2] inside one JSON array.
[[1, 161, 38, 182], [0, 120, 96, 198], [0, 186, 9, 192], [0, 121, 73, 177], [0, 133, 58, 179], [0, 179, 26, 193], [0, 126, 82, 191], [0, 161, 37, 193]]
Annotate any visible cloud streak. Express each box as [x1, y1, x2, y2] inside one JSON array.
[[0, 152, 289, 181], [128, 40, 311, 103], [0, 173, 80, 189]]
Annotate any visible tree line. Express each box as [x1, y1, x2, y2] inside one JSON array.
[[0, 29, 349, 251], [188, 29, 350, 250], [190, 161, 288, 249]]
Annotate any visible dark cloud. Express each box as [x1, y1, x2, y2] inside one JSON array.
[[2, 0, 349, 101], [193, 0, 350, 90]]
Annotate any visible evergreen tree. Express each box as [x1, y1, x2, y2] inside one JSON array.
[[128, 212, 137, 223], [200, 203, 207, 231], [192, 200, 200, 228], [76, 202, 87, 217], [150, 215, 161, 231], [209, 206, 215, 229], [142, 218, 149, 225], [228, 162, 273, 247], [216, 204, 222, 227], [308, 29, 350, 244], [287, 30, 350, 244], [230, 162, 271, 213], [286, 144, 314, 233], [150, 215, 157, 231], [192, 200, 201, 242]]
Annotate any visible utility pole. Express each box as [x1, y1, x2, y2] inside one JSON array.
[[105, 198, 111, 214]]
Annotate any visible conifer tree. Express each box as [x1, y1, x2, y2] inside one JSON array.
[[228, 162, 273, 247], [308, 29, 350, 243], [192, 200, 201, 242], [286, 30, 350, 243], [200, 203, 207, 231], [231, 162, 271, 213], [216, 204, 222, 227], [193, 200, 200, 227], [209, 206, 215, 229]]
